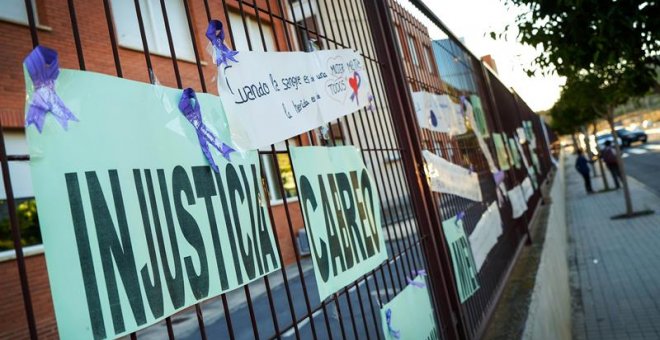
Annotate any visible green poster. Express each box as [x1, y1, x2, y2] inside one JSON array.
[[380, 276, 438, 340], [492, 133, 511, 171], [25, 69, 281, 339], [508, 137, 522, 169], [470, 95, 489, 138], [442, 216, 479, 302], [531, 151, 541, 174], [289, 146, 387, 300]]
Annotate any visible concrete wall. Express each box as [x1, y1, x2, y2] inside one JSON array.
[[522, 153, 571, 340]]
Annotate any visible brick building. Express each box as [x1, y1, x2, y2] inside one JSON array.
[[0, 0, 472, 338], [0, 1, 305, 338], [388, 0, 468, 167]]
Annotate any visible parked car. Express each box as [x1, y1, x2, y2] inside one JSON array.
[[595, 133, 622, 150], [616, 128, 648, 147]]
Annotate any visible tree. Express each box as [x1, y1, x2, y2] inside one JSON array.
[[500, 0, 659, 217], [502, 0, 659, 83]]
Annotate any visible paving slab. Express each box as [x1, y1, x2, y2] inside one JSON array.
[[567, 155, 660, 339]]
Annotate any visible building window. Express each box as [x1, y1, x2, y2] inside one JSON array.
[[407, 34, 419, 65], [227, 11, 277, 52], [0, 0, 39, 25], [261, 139, 298, 203], [110, 0, 195, 61], [423, 46, 435, 74], [394, 26, 404, 57], [294, 15, 322, 51]]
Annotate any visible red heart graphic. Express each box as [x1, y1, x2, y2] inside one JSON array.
[[348, 75, 359, 93]]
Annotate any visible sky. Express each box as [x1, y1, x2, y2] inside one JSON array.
[[403, 0, 565, 112]]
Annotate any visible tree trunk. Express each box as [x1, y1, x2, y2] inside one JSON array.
[[592, 122, 609, 189], [581, 125, 593, 158], [607, 107, 634, 215], [571, 133, 579, 154]]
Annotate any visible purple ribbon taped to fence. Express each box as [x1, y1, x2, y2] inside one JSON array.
[[24, 46, 78, 133], [367, 93, 376, 112], [406, 269, 428, 288], [455, 211, 466, 226], [493, 170, 505, 185], [206, 20, 238, 67], [179, 88, 235, 173], [385, 308, 401, 339]]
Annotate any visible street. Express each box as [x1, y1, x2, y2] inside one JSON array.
[[620, 130, 660, 197]]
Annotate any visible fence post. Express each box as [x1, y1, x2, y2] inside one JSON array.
[[362, 1, 468, 339]]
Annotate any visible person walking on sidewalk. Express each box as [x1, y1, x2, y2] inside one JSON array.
[[600, 140, 622, 189], [575, 149, 593, 193]]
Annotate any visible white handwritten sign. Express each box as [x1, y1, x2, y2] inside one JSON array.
[[412, 92, 466, 135], [508, 185, 528, 219], [423, 150, 482, 202], [522, 177, 534, 201], [469, 202, 502, 271], [218, 49, 371, 150], [412, 91, 451, 133]]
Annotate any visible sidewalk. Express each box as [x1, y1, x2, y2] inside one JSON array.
[[567, 156, 660, 339]]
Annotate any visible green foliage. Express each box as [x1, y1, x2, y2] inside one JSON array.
[[500, 0, 659, 110], [0, 199, 42, 251], [549, 74, 605, 134], [499, 0, 660, 129], [503, 0, 659, 77]]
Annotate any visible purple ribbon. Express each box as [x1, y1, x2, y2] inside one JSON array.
[[459, 95, 469, 115], [455, 211, 466, 226], [206, 20, 238, 67], [493, 170, 505, 185], [406, 269, 428, 288], [24, 46, 78, 133], [460, 95, 468, 105], [367, 93, 376, 112], [468, 164, 474, 175], [385, 309, 401, 339], [179, 88, 235, 173]]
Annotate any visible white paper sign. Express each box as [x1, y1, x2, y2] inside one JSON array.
[[451, 101, 467, 135], [517, 127, 527, 144], [522, 177, 534, 201], [219, 49, 371, 150], [423, 150, 483, 201], [469, 202, 503, 270], [508, 185, 528, 218], [412, 92, 465, 135]]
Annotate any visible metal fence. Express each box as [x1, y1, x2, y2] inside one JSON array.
[[0, 0, 557, 339]]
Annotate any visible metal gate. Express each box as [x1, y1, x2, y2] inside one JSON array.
[[0, 0, 557, 339]]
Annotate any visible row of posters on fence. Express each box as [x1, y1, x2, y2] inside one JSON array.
[[22, 43, 424, 339], [24, 42, 453, 339], [414, 90, 546, 303]]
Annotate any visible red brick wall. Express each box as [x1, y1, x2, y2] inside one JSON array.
[[0, 254, 58, 339], [271, 201, 306, 266], [0, 0, 289, 128]]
